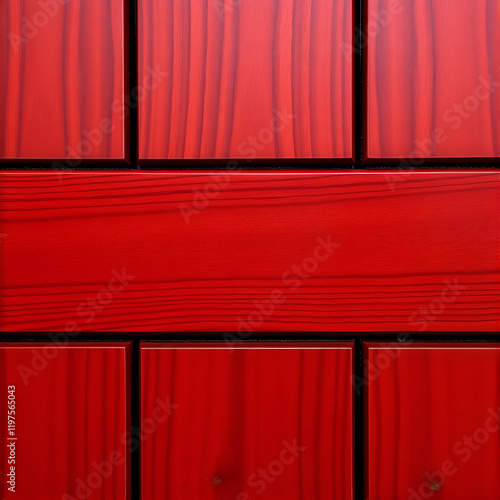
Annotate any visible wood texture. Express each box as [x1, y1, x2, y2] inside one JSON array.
[[365, 343, 500, 500], [0, 0, 128, 161], [140, 342, 353, 500], [366, 0, 500, 160], [0, 342, 131, 499], [0, 171, 498, 332], [138, 0, 353, 160]]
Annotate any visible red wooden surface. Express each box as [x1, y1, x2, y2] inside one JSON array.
[[141, 342, 353, 500], [0, 0, 128, 162], [365, 343, 500, 500], [0, 342, 131, 499], [0, 171, 498, 332], [366, 0, 500, 160], [138, 0, 353, 160]]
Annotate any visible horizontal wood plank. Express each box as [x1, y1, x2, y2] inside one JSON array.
[[0, 171, 498, 332]]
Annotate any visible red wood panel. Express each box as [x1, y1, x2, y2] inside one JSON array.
[[0, 0, 128, 162], [365, 343, 500, 500], [366, 0, 500, 160], [0, 342, 131, 499], [138, 0, 353, 161], [140, 342, 353, 500], [0, 171, 498, 332]]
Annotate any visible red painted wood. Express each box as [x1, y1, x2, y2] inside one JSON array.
[[0, 0, 128, 162], [0, 171, 498, 332], [138, 0, 353, 161], [366, 0, 500, 160], [0, 342, 131, 499], [140, 342, 353, 500], [365, 343, 500, 500]]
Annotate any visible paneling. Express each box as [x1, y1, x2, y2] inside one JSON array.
[[366, 0, 500, 160], [365, 343, 500, 500], [138, 0, 353, 160], [0, 171, 498, 332], [0, 0, 128, 162], [0, 342, 131, 499], [140, 342, 353, 500]]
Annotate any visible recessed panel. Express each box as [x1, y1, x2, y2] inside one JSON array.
[[366, 0, 500, 160], [140, 342, 353, 500], [0, 0, 128, 162], [0, 342, 131, 499], [365, 343, 500, 500], [138, 0, 353, 160]]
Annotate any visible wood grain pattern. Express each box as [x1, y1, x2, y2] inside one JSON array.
[[365, 343, 500, 500], [140, 343, 353, 500], [0, 342, 131, 499], [366, 0, 500, 160], [138, 0, 353, 160], [0, 171, 498, 332], [0, 0, 128, 161]]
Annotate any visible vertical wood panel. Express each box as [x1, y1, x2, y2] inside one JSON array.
[[366, 0, 500, 160], [141, 343, 353, 500], [0, 0, 128, 162], [138, 0, 353, 160], [365, 343, 500, 500], [0, 342, 131, 499]]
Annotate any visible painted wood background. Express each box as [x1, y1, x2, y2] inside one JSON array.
[[138, 0, 353, 160], [141, 343, 353, 500], [365, 343, 500, 500], [0, 342, 131, 499], [366, 0, 500, 160], [0, 0, 128, 161], [0, 171, 497, 332]]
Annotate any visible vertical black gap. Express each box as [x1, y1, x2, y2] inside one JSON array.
[[354, 0, 363, 167], [129, 0, 138, 168], [354, 338, 365, 500], [354, 0, 365, 486], [131, 338, 141, 500], [129, 1, 140, 495]]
